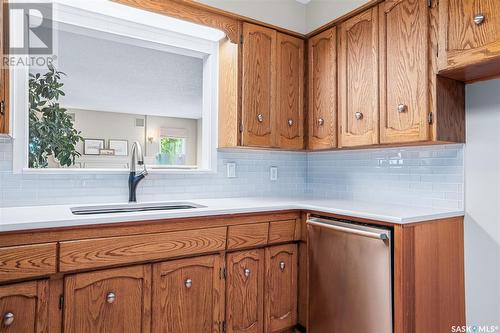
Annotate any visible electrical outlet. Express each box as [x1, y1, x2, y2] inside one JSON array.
[[227, 162, 236, 178], [270, 166, 278, 181]]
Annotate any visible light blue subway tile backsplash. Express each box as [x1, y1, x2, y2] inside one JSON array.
[[0, 136, 464, 209], [306, 144, 464, 210]]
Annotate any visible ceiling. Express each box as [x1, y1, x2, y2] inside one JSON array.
[[31, 28, 204, 119]]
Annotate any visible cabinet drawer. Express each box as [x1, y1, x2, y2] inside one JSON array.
[[59, 227, 227, 272], [0, 243, 57, 283], [227, 223, 269, 250], [269, 220, 296, 244]]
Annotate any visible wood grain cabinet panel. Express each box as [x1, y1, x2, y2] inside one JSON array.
[[0, 1, 9, 135], [0, 281, 49, 333], [447, 0, 499, 51], [438, 0, 500, 81], [242, 23, 277, 147], [228, 223, 269, 250], [308, 27, 337, 150], [379, 0, 429, 144], [276, 33, 304, 149], [226, 250, 265, 333], [339, 7, 379, 147], [63, 265, 151, 333], [0, 243, 56, 283], [59, 227, 226, 272], [264, 244, 297, 333], [152, 255, 224, 333], [268, 220, 296, 244]]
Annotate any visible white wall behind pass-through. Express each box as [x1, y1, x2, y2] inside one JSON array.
[[195, 0, 370, 34], [464, 78, 500, 327]]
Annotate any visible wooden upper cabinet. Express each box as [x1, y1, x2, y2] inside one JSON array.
[[308, 27, 337, 150], [64, 265, 151, 333], [242, 23, 277, 147], [379, 0, 429, 144], [338, 7, 379, 147], [277, 33, 304, 149], [152, 255, 224, 333], [264, 244, 297, 333], [438, 0, 500, 81], [0, 281, 49, 333], [0, 1, 9, 135], [226, 249, 265, 333]]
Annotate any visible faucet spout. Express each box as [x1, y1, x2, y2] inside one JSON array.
[[129, 141, 148, 203]]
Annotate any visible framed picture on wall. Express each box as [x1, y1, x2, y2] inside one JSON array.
[[83, 139, 105, 155], [109, 140, 129, 156]]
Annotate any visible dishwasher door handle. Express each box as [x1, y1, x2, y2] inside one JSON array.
[[307, 219, 389, 241]]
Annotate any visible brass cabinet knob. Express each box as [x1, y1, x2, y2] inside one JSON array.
[[257, 114, 264, 123], [397, 104, 407, 113], [106, 292, 116, 304], [185, 278, 193, 288], [244, 268, 251, 277], [3, 312, 14, 326], [279, 261, 286, 272], [317, 118, 324, 126], [355, 112, 363, 120], [473, 14, 485, 25]]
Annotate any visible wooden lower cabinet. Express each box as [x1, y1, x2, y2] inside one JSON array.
[[264, 244, 298, 333], [0, 280, 49, 333], [226, 249, 265, 333], [63, 265, 151, 333], [152, 254, 225, 333]]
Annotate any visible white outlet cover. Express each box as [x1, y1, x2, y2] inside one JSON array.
[[227, 162, 236, 178], [270, 166, 278, 181]]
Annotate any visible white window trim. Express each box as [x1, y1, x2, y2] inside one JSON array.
[[11, 1, 220, 174]]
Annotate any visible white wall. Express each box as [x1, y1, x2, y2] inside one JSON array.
[[306, 0, 369, 32], [196, 0, 369, 34], [197, 0, 307, 33], [464, 78, 500, 327]]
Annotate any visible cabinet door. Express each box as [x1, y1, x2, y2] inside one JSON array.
[[446, 0, 500, 54], [152, 254, 224, 333], [0, 281, 49, 333], [277, 33, 304, 150], [0, 1, 9, 135], [264, 244, 297, 333], [64, 265, 151, 333], [308, 27, 337, 150], [379, 0, 429, 144], [339, 7, 379, 147], [226, 249, 265, 333], [242, 23, 277, 147]]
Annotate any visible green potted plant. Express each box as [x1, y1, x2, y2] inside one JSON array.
[[28, 64, 83, 168]]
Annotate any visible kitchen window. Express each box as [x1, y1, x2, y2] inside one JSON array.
[[10, 0, 223, 173]]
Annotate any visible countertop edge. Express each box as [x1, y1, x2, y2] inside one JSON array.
[[0, 201, 465, 233]]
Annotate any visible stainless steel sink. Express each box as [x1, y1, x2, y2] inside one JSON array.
[[71, 202, 205, 215]]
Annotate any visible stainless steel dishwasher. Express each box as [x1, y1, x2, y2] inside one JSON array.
[[307, 216, 393, 333]]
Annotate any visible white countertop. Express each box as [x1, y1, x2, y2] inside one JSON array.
[[0, 197, 464, 232]]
